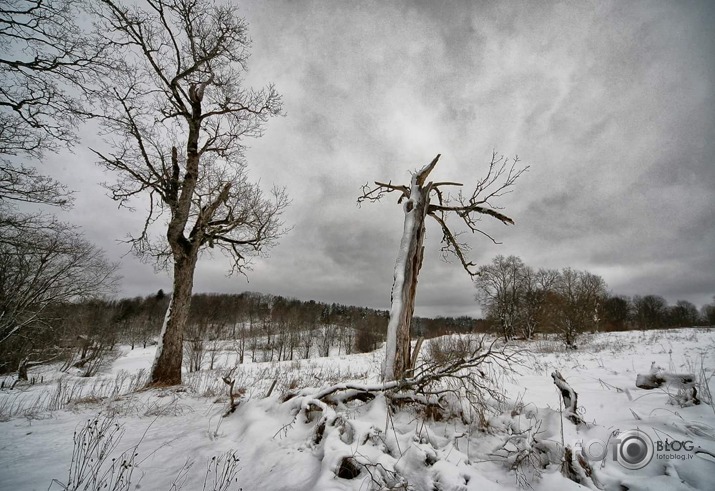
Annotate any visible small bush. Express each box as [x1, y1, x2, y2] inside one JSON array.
[[424, 335, 475, 364]]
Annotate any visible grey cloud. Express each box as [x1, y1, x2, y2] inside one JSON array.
[[31, 0, 715, 315]]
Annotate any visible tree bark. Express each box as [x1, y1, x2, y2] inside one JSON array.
[[148, 86, 203, 386], [18, 358, 29, 381], [384, 158, 437, 381], [149, 253, 197, 385]]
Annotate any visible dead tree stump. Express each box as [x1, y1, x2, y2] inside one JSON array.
[[552, 370, 585, 425]]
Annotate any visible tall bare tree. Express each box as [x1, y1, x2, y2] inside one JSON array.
[[359, 153, 526, 381], [89, 0, 287, 385]]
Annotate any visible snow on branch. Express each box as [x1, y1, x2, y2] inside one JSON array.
[[551, 370, 585, 426]]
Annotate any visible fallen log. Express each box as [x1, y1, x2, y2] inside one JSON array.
[[635, 363, 695, 389], [635, 363, 699, 406]]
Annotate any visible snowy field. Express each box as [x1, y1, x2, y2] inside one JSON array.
[[1, 328, 714, 490]]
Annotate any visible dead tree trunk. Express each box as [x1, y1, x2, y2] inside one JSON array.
[[18, 353, 61, 381], [17, 358, 29, 381], [384, 159, 436, 381], [635, 362, 695, 389], [358, 153, 526, 382]]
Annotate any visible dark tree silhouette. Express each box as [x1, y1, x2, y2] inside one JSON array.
[[89, 0, 288, 385]]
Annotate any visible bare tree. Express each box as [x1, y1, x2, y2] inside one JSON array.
[[1, 0, 92, 289], [0, 221, 118, 374], [632, 294, 667, 330], [518, 267, 559, 339], [359, 153, 526, 381], [553, 268, 606, 346], [0, 1, 119, 378], [0, 0, 104, 153], [474, 255, 526, 341], [0, 0, 111, 210], [702, 297, 715, 327], [88, 0, 288, 385], [184, 320, 207, 373], [602, 294, 631, 331], [668, 300, 700, 328]]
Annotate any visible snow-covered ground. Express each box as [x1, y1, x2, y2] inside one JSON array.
[[1, 328, 714, 490]]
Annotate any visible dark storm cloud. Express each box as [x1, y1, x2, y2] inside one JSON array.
[[38, 0, 715, 315]]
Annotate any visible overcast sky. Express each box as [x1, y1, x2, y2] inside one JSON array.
[[44, 0, 714, 317]]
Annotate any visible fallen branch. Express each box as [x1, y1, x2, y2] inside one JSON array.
[[409, 337, 424, 375], [561, 446, 602, 489], [221, 372, 245, 416], [298, 336, 524, 424]]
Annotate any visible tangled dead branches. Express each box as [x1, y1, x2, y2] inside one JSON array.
[[287, 335, 525, 424]]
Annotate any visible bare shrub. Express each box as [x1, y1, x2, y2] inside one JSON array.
[[306, 335, 524, 430], [78, 343, 118, 377], [48, 414, 241, 490], [49, 416, 140, 491], [143, 397, 193, 418], [184, 335, 207, 373], [202, 450, 241, 491], [424, 335, 475, 365], [0, 370, 149, 419]]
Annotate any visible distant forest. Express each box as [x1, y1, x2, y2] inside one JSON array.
[[1, 290, 484, 377], [3, 282, 713, 379]]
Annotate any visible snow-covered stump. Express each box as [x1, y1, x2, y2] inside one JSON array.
[[551, 370, 585, 425]]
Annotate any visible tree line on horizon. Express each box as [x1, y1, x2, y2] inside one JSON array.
[[475, 254, 715, 345], [2, 275, 712, 379], [0, 288, 486, 377]]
